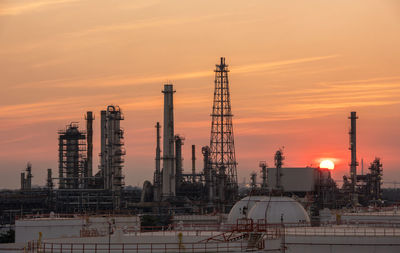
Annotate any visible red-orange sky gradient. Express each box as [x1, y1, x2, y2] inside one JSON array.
[[0, 0, 399, 189]]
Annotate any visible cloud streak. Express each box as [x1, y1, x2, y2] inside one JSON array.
[[14, 55, 340, 89], [0, 0, 80, 16]]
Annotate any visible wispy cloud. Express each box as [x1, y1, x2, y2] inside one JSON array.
[[0, 0, 80, 16], [15, 55, 340, 89], [66, 12, 236, 38], [227, 77, 400, 126], [232, 55, 339, 74], [0, 134, 37, 145]]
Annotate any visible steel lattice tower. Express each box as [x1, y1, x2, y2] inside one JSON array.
[[209, 57, 238, 199]]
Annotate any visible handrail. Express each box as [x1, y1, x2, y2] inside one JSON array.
[[26, 240, 251, 253]]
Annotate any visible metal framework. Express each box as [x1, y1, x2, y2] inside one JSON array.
[[100, 106, 125, 191], [58, 123, 86, 189], [209, 57, 238, 200]]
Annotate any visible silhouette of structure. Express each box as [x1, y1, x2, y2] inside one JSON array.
[[58, 123, 86, 189], [161, 84, 176, 199], [349, 111, 358, 194], [209, 57, 238, 209], [20, 162, 33, 190], [99, 105, 125, 208]]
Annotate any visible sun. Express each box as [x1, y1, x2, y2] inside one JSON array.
[[320, 160, 335, 170]]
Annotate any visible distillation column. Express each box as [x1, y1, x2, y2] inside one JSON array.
[[100, 106, 125, 191], [259, 161, 267, 190], [58, 124, 86, 189], [100, 110, 107, 187], [153, 122, 162, 202], [175, 135, 184, 191], [162, 84, 176, 199], [349, 111, 358, 193], [192, 145, 196, 183], [85, 111, 94, 179]]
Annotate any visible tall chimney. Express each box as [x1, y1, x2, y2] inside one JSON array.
[[192, 145, 196, 183], [86, 111, 94, 178], [162, 84, 176, 199], [349, 111, 358, 193]]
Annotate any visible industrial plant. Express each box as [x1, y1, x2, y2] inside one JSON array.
[[0, 57, 398, 253]]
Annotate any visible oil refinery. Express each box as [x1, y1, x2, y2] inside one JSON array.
[[0, 57, 399, 252]]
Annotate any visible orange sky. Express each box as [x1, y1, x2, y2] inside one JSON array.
[[0, 0, 399, 189]]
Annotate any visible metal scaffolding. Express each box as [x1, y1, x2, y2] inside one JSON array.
[[58, 123, 86, 189]]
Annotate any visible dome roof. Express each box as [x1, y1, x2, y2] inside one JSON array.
[[227, 196, 265, 224], [247, 196, 310, 224]]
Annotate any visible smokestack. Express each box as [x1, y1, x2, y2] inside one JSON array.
[[86, 111, 93, 178], [349, 111, 358, 193], [192, 145, 196, 183], [162, 84, 176, 199]]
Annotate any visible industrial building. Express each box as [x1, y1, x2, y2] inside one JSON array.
[[144, 57, 240, 213], [9, 197, 400, 253], [0, 57, 395, 251]]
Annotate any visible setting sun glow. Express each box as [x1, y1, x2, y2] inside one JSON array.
[[320, 160, 335, 170]]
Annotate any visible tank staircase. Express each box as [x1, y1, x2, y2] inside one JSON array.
[[246, 232, 264, 251], [199, 231, 249, 243]]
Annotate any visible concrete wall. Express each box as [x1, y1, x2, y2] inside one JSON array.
[[284, 235, 400, 253], [15, 216, 140, 243]]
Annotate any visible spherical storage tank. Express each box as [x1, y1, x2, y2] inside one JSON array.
[[228, 196, 310, 224], [227, 196, 265, 224]]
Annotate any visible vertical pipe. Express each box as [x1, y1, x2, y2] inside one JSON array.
[[349, 111, 358, 193], [361, 158, 364, 176], [47, 169, 53, 189], [259, 162, 267, 190], [218, 166, 225, 208], [155, 122, 161, 179], [20, 172, 25, 190], [191, 145, 196, 183], [154, 122, 161, 201], [86, 112, 93, 178], [100, 110, 107, 189], [58, 136, 64, 189], [26, 163, 32, 190], [175, 136, 183, 192], [162, 84, 176, 198], [202, 146, 213, 205]]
